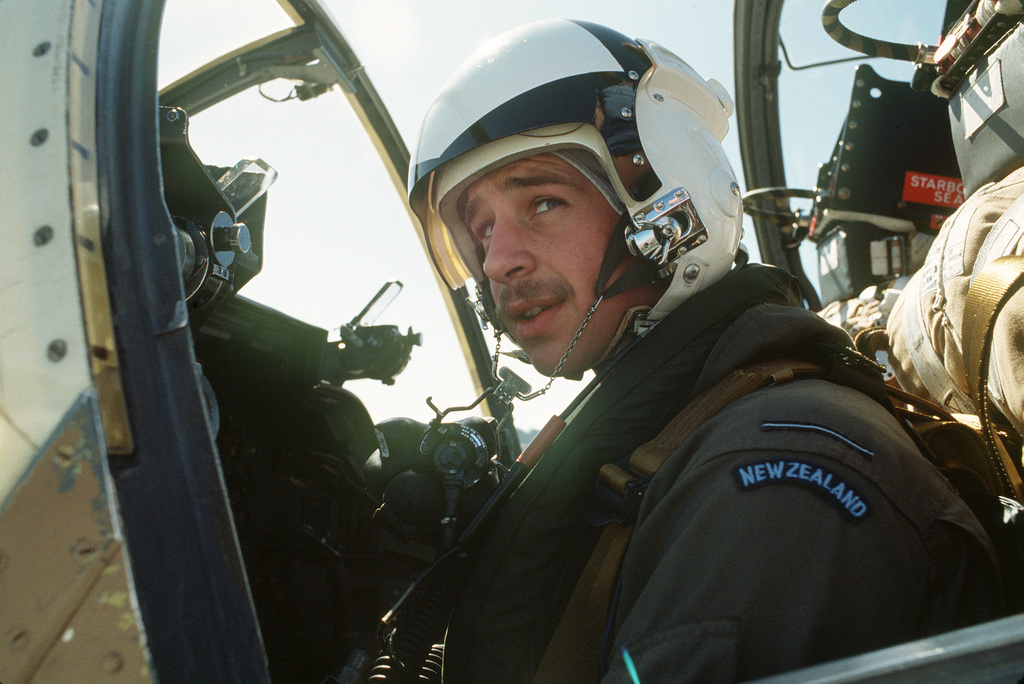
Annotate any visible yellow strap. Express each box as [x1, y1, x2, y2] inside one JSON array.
[[962, 255, 1024, 502], [532, 521, 633, 684]]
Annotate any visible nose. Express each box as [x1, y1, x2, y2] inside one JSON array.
[[481, 214, 536, 284]]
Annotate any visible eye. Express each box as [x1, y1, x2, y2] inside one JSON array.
[[470, 221, 492, 241], [535, 198, 564, 215]]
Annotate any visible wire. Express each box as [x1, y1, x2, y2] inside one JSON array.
[[778, 37, 876, 71], [257, 81, 298, 102]]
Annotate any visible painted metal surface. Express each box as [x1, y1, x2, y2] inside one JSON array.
[[0, 0, 132, 517], [0, 393, 150, 683], [0, 0, 95, 509]]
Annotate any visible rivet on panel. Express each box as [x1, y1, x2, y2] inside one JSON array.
[[31, 129, 49, 146], [56, 444, 75, 465], [33, 42, 52, 57], [34, 225, 54, 246], [8, 627, 29, 651], [47, 340, 67, 361], [74, 538, 98, 560], [102, 651, 124, 674]]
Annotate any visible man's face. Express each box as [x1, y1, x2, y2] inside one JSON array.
[[461, 153, 662, 377]]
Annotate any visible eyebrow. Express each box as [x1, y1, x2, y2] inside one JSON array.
[[462, 171, 584, 228]]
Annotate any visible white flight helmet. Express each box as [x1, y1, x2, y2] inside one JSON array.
[[408, 19, 744, 324]]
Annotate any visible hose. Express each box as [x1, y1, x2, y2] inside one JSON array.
[[741, 187, 816, 226], [367, 552, 468, 683], [821, 0, 924, 61]]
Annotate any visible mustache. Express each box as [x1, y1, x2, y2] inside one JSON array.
[[495, 279, 575, 320]]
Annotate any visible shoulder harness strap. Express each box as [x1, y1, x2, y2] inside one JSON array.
[[963, 254, 1024, 501]]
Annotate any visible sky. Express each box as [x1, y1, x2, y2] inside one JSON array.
[[156, 0, 947, 432]]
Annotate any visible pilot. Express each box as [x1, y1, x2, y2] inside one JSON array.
[[404, 19, 1002, 682]]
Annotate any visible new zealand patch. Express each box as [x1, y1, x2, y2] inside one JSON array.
[[731, 459, 871, 522]]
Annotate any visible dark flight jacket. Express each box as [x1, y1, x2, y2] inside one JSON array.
[[441, 264, 1002, 683]]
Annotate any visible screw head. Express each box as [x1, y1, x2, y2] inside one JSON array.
[[628, 70, 640, 80], [34, 225, 54, 246], [632, 154, 645, 166], [47, 340, 67, 362], [653, 93, 665, 102], [102, 651, 124, 674], [620, 107, 633, 119], [838, 187, 852, 201], [56, 444, 75, 465], [683, 264, 701, 282], [8, 627, 29, 651]]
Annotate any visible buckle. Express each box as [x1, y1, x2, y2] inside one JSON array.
[[587, 464, 650, 526]]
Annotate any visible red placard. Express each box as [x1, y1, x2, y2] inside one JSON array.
[[903, 171, 965, 208]]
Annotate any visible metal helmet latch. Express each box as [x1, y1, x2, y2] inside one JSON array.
[[625, 187, 709, 277]]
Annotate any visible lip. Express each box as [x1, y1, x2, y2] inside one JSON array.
[[504, 297, 564, 341]]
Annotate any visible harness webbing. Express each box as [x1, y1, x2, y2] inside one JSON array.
[[962, 254, 1024, 501]]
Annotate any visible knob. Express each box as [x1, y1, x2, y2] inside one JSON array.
[[212, 221, 251, 254]]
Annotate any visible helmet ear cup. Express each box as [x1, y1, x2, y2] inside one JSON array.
[[633, 41, 744, 319]]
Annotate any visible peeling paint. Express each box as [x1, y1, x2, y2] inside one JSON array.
[[117, 611, 136, 632], [99, 591, 127, 609]]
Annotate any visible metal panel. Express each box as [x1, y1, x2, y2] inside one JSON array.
[[755, 613, 1024, 683], [0, 0, 96, 506], [0, 394, 150, 683]]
